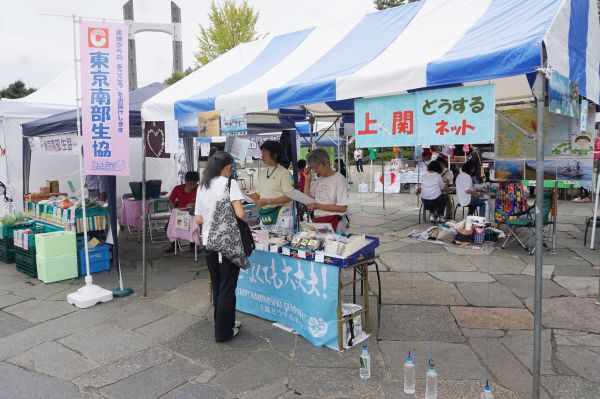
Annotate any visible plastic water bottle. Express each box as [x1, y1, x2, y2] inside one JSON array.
[[425, 363, 438, 399], [403, 355, 415, 394], [481, 385, 494, 399], [359, 344, 371, 379]]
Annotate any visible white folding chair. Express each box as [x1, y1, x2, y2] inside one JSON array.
[[147, 198, 171, 243]]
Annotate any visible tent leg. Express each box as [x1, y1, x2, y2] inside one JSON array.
[[142, 122, 148, 298], [381, 148, 385, 211], [532, 68, 546, 399]]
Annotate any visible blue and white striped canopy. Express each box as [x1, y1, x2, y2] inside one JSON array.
[[142, 0, 600, 125]]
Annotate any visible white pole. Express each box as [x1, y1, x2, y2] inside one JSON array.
[[590, 172, 599, 250]]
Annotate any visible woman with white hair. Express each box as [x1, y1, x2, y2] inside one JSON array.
[[303, 149, 348, 232]]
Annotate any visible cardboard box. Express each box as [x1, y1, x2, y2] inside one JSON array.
[[40, 187, 50, 194], [46, 180, 59, 194]]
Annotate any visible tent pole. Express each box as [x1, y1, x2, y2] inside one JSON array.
[[591, 166, 599, 251], [142, 122, 147, 298], [532, 67, 546, 399], [381, 147, 385, 210]]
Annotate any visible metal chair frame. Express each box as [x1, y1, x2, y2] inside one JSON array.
[[147, 198, 171, 244]]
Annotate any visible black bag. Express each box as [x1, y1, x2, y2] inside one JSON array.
[[228, 178, 255, 257]]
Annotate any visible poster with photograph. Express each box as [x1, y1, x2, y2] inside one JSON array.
[[220, 107, 248, 136], [525, 160, 557, 180], [557, 158, 593, 188], [224, 136, 250, 165], [494, 160, 524, 181], [198, 111, 220, 137], [549, 71, 580, 118]]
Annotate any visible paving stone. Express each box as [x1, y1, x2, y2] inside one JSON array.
[[260, 326, 297, 355], [376, 240, 412, 254], [0, 294, 29, 308], [73, 346, 173, 388], [469, 255, 528, 275], [456, 282, 524, 308], [380, 253, 478, 272], [555, 346, 600, 384], [193, 369, 218, 384], [451, 307, 533, 330], [554, 276, 599, 297], [554, 329, 600, 347], [379, 340, 485, 380], [379, 305, 464, 342], [541, 376, 600, 399], [0, 303, 117, 360], [383, 379, 523, 399], [494, 275, 572, 299], [519, 255, 592, 267], [390, 241, 446, 253], [15, 282, 75, 300], [161, 383, 227, 399], [430, 272, 496, 283], [135, 311, 200, 342], [59, 324, 152, 365], [292, 335, 383, 369], [163, 319, 269, 371], [520, 264, 555, 279], [0, 362, 80, 399], [554, 264, 600, 277], [525, 297, 600, 334], [154, 278, 212, 317], [108, 298, 177, 330], [212, 350, 289, 394], [0, 309, 33, 338], [99, 357, 205, 399], [288, 365, 384, 397], [145, 271, 199, 291], [469, 338, 551, 399], [238, 381, 290, 399], [3, 299, 76, 323], [461, 328, 505, 338], [501, 330, 554, 375], [379, 273, 467, 306], [568, 248, 600, 266], [7, 341, 98, 380], [236, 313, 277, 334]]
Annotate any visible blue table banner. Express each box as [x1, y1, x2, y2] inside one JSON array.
[[236, 251, 340, 349]]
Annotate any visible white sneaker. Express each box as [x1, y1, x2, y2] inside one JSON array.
[[234, 320, 242, 328], [232, 327, 239, 337], [429, 215, 435, 222], [437, 217, 445, 223]]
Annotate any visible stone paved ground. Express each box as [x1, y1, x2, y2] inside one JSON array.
[[0, 191, 598, 398]]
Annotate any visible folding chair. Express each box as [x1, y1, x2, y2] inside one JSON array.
[[147, 198, 171, 243]]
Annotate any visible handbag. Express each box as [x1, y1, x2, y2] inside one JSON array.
[[229, 179, 255, 257], [258, 205, 282, 225], [205, 180, 250, 269]]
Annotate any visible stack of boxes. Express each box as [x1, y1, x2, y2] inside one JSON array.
[[34, 231, 78, 283]]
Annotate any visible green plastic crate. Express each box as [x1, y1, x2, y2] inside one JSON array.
[[15, 247, 37, 278], [36, 253, 78, 283], [34, 231, 76, 258], [0, 238, 15, 263], [0, 221, 34, 240]]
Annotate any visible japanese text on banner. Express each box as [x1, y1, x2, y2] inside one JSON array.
[[355, 84, 495, 148], [236, 251, 339, 349], [80, 21, 129, 175]]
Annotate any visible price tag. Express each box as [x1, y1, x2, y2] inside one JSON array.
[[315, 252, 325, 263], [282, 247, 291, 256], [298, 250, 307, 259], [269, 245, 279, 253], [256, 243, 266, 251]]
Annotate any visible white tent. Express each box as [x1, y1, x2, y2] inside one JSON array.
[[0, 68, 78, 213]]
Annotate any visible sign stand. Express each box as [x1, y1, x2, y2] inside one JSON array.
[[66, 15, 113, 309]]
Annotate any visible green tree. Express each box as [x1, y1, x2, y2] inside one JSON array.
[[374, 0, 417, 10], [0, 80, 36, 99], [194, 0, 261, 67], [164, 67, 196, 85]]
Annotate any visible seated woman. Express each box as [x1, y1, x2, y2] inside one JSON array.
[[419, 161, 447, 222], [165, 171, 200, 253], [246, 140, 292, 225], [437, 155, 455, 218], [303, 149, 348, 232]]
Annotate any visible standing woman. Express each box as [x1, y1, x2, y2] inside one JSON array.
[[194, 152, 245, 342], [246, 140, 292, 225], [468, 144, 483, 184]]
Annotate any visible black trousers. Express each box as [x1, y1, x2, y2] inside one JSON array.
[[205, 250, 240, 342], [356, 158, 364, 172], [422, 195, 445, 218]]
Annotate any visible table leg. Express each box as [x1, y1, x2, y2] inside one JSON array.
[[363, 264, 371, 334], [337, 273, 343, 352]]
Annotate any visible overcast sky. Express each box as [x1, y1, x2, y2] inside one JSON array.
[[0, 0, 376, 90]]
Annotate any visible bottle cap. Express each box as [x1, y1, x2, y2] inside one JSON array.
[[428, 364, 436, 371], [362, 343, 368, 350], [405, 355, 413, 362], [484, 385, 492, 392]]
